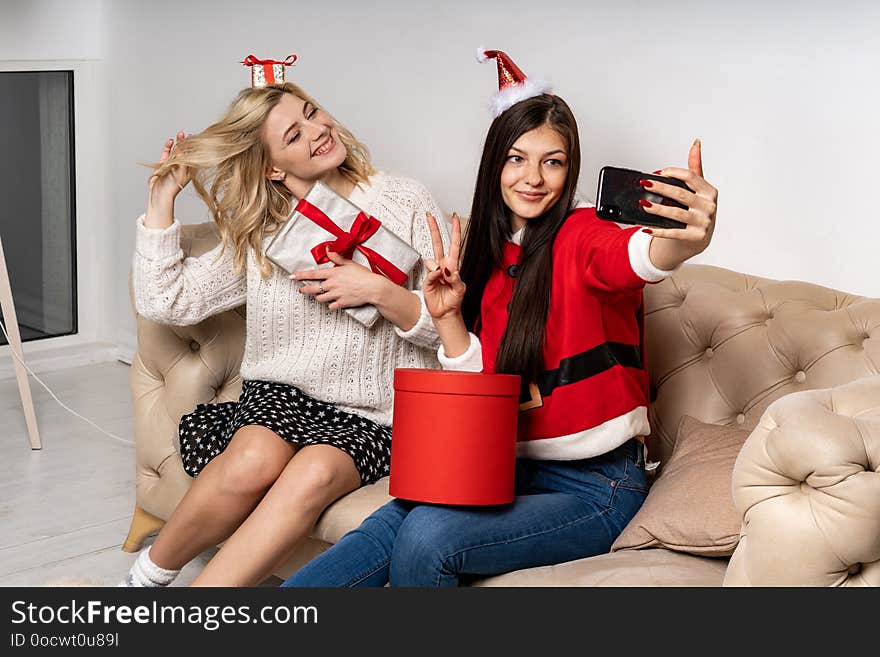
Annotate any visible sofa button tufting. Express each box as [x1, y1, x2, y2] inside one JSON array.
[[795, 371, 806, 383], [736, 413, 746, 425], [190, 341, 200, 352], [704, 347, 714, 357]]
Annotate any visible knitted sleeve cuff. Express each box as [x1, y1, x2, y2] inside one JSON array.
[[135, 214, 182, 261], [394, 290, 440, 348], [627, 229, 678, 283], [437, 332, 483, 372]]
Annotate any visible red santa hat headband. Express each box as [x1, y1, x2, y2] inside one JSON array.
[[476, 47, 552, 117], [241, 54, 297, 88]]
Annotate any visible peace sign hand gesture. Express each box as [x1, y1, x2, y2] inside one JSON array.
[[423, 212, 465, 321]]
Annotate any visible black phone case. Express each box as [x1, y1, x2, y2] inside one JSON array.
[[595, 166, 691, 229]]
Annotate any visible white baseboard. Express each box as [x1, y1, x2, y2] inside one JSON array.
[[0, 339, 125, 381]]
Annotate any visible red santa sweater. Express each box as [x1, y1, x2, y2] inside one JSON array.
[[438, 206, 675, 460]]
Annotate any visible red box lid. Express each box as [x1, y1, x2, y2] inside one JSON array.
[[394, 368, 520, 397]]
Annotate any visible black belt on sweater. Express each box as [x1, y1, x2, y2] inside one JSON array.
[[519, 342, 643, 405]]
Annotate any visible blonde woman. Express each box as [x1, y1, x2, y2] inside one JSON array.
[[123, 82, 449, 587]]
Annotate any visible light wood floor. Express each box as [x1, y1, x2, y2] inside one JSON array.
[[0, 360, 280, 587]]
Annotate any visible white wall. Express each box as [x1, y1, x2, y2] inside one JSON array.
[[5, 0, 880, 359], [0, 0, 104, 60]]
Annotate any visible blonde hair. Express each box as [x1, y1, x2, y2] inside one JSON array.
[[152, 82, 376, 277]]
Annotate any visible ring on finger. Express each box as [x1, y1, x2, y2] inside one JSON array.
[[318, 282, 325, 294]]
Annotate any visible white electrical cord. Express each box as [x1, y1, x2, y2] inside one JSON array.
[[0, 317, 135, 446]]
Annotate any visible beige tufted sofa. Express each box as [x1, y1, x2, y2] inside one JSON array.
[[125, 221, 880, 586]]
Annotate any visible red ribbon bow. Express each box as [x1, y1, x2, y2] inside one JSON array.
[[295, 198, 409, 286], [241, 54, 297, 67]]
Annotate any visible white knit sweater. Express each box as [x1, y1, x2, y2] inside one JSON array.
[[132, 172, 449, 427]]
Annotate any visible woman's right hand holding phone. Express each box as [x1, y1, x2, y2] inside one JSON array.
[[424, 212, 473, 358]]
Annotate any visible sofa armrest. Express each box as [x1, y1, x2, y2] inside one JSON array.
[[129, 222, 247, 521], [724, 375, 880, 586]]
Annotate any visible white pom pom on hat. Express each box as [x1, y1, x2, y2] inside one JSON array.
[[476, 47, 552, 117]]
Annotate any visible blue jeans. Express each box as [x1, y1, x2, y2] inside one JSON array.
[[282, 438, 648, 587]]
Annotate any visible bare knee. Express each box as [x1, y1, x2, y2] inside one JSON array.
[[217, 426, 295, 496], [273, 449, 360, 514]]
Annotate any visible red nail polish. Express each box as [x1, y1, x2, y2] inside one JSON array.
[[642, 228, 653, 234], [638, 179, 653, 188], [444, 267, 452, 277], [638, 199, 653, 208], [653, 170, 663, 175]]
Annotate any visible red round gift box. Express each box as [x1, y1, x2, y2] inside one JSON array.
[[389, 368, 521, 505]]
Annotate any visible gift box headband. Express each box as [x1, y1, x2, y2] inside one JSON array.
[[241, 54, 297, 88]]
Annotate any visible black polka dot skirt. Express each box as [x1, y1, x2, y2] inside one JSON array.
[[178, 380, 392, 485]]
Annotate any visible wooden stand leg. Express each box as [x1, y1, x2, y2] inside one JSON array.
[[122, 506, 166, 553], [0, 235, 41, 450]]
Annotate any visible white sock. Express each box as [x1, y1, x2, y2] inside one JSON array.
[[119, 546, 181, 587]]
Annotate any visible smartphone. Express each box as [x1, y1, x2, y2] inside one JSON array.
[[595, 166, 691, 229]]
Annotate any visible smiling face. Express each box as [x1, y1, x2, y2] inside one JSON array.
[[499, 123, 570, 232], [262, 92, 348, 189]]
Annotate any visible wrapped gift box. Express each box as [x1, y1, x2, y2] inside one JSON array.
[[242, 54, 297, 87], [389, 368, 521, 505], [266, 181, 421, 327]]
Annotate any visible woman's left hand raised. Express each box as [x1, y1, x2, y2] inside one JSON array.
[[293, 249, 383, 310], [639, 139, 718, 263]]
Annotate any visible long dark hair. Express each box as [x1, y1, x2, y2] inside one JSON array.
[[459, 94, 581, 383]]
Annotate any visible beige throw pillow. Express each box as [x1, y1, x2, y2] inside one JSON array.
[[610, 415, 750, 557]]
